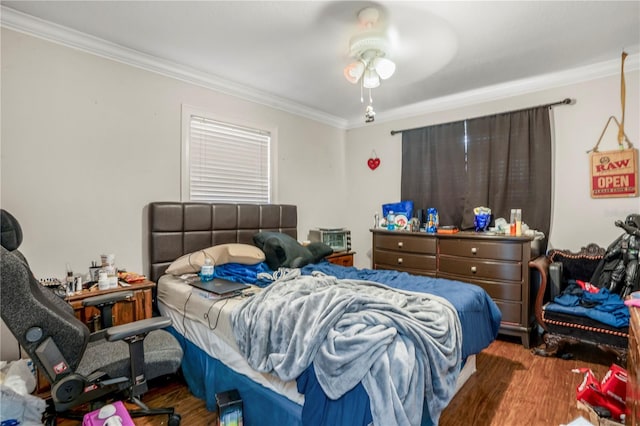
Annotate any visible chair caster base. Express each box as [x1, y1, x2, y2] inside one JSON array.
[[168, 413, 181, 426]]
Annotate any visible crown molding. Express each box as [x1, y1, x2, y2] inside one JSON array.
[[346, 52, 640, 129], [3, 6, 637, 132], [0, 6, 349, 129]]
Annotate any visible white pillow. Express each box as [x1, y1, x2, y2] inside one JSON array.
[[166, 243, 265, 275]]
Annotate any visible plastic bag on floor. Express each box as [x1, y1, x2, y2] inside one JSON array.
[[0, 359, 46, 425]]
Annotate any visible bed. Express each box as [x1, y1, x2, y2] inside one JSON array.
[[147, 202, 502, 426]]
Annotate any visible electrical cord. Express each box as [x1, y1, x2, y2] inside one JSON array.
[[177, 291, 194, 353], [204, 297, 231, 331]]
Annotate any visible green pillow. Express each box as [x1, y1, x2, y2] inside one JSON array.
[[253, 232, 332, 269]]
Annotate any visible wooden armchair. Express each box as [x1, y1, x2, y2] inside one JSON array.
[[529, 243, 629, 364]]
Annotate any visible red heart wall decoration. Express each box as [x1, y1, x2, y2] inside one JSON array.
[[367, 151, 380, 170], [367, 158, 380, 170]]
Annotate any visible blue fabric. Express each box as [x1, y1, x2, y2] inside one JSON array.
[[545, 282, 629, 327], [300, 261, 502, 359], [168, 327, 303, 426], [298, 364, 435, 426], [213, 262, 270, 284], [297, 364, 373, 426]]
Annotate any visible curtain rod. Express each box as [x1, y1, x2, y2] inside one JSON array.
[[390, 98, 573, 136]]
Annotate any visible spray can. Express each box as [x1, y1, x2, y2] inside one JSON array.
[[426, 208, 439, 233]]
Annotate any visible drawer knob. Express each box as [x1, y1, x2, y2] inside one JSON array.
[[397, 257, 403, 264], [471, 247, 477, 254], [471, 266, 477, 273], [397, 241, 403, 248]]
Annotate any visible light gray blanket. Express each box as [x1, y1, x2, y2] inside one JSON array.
[[230, 272, 462, 426]]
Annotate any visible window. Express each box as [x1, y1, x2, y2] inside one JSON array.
[[182, 106, 271, 203]]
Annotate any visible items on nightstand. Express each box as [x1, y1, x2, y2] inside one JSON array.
[[100, 254, 118, 289], [308, 228, 351, 252], [98, 270, 111, 291]]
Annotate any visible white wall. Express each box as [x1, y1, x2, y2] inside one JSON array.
[[1, 28, 347, 280], [345, 71, 640, 268]]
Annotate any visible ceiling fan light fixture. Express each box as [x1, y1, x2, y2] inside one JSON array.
[[373, 57, 396, 80], [363, 69, 380, 89], [343, 6, 394, 121], [344, 61, 365, 84]]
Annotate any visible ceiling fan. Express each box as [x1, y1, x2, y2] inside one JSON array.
[[343, 7, 396, 89], [342, 6, 395, 122]]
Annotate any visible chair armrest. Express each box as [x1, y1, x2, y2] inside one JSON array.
[[105, 317, 172, 342], [82, 291, 134, 307], [529, 255, 550, 331]]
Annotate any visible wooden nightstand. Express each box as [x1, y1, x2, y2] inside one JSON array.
[[326, 251, 355, 267], [65, 280, 156, 331]]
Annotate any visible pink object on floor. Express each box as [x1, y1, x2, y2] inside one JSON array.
[[82, 401, 134, 426]]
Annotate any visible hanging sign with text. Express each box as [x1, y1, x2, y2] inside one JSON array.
[[589, 148, 638, 198]]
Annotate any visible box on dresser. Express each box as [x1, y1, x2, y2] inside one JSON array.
[[371, 229, 538, 348]]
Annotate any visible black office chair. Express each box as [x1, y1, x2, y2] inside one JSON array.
[[0, 210, 183, 425]]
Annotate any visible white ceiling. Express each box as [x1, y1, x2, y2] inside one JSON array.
[[2, 1, 639, 128]]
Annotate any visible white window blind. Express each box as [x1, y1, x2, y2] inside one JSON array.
[[187, 115, 271, 203]]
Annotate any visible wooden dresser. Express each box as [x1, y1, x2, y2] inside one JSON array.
[[628, 303, 639, 425], [372, 229, 537, 347]]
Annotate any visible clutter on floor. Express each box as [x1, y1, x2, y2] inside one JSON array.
[[573, 364, 627, 425]]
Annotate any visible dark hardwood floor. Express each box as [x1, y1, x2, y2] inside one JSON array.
[[55, 335, 620, 426]]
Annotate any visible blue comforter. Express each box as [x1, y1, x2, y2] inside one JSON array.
[[301, 261, 502, 358]]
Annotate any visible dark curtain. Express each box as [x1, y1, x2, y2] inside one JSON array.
[[400, 106, 552, 237], [461, 106, 551, 236], [400, 121, 467, 227]]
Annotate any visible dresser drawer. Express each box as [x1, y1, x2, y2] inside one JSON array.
[[374, 264, 436, 277], [439, 256, 522, 282], [439, 239, 522, 261], [375, 234, 436, 254], [439, 273, 522, 301], [493, 300, 522, 324], [374, 249, 436, 271]]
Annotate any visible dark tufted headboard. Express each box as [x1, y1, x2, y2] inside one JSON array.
[[147, 202, 297, 283]]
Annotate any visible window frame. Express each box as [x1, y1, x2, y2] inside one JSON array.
[[180, 104, 278, 203]]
